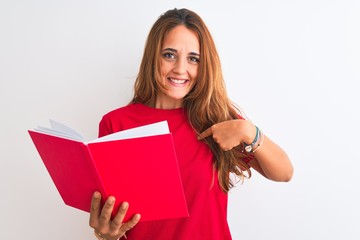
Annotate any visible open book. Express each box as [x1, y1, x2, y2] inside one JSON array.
[[28, 120, 189, 222]]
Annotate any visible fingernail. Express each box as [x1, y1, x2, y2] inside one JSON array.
[[121, 202, 128, 210], [108, 196, 115, 204]]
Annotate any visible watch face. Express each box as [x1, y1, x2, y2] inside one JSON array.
[[245, 145, 252, 153]]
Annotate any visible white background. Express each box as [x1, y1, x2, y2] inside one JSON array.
[[1, 0, 359, 239]]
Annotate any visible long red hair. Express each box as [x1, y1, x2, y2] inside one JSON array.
[[131, 8, 251, 192]]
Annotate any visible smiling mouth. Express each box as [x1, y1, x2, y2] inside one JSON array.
[[168, 78, 189, 85]]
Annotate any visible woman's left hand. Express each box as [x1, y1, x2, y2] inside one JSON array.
[[197, 119, 255, 151]]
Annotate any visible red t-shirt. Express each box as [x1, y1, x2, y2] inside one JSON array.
[[99, 103, 232, 240]]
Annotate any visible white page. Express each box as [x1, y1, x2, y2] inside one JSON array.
[[33, 120, 169, 143], [34, 126, 84, 141], [49, 119, 85, 142], [89, 121, 169, 143]]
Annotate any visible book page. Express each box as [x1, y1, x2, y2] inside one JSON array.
[[89, 121, 170, 143], [32, 120, 169, 143], [34, 119, 85, 142], [34, 126, 84, 142], [49, 119, 86, 141]]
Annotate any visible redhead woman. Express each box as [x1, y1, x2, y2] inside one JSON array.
[[89, 8, 293, 240]]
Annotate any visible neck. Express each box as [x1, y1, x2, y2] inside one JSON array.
[[155, 94, 183, 109]]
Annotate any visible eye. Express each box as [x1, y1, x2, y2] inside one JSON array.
[[162, 52, 176, 60], [188, 56, 200, 63]]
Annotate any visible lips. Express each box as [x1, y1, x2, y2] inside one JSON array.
[[168, 77, 189, 86]]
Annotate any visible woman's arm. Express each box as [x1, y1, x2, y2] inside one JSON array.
[[197, 119, 293, 182], [248, 135, 293, 181]]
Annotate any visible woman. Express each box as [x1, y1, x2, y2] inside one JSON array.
[[90, 8, 293, 240]]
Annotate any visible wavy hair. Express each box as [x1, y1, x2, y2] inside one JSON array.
[[131, 8, 251, 192]]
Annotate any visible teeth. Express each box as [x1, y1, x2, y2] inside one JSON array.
[[169, 78, 186, 84]]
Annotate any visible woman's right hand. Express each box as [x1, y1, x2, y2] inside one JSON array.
[[89, 192, 141, 240]]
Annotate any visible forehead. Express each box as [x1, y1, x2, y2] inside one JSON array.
[[162, 25, 200, 52]]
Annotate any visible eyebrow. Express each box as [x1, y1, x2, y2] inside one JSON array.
[[161, 48, 200, 56]]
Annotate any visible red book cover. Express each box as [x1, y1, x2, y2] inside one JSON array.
[[28, 120, 189, 222]]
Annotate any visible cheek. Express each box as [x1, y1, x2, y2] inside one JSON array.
[[190, 66, 199, 80], [160, 60, 171, 76]]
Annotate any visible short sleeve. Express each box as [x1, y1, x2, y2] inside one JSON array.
[[98, 116, 113, 138]]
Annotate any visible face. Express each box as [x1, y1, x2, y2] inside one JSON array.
[[155, 25, 200, 109]]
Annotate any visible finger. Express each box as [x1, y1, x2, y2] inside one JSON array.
[[109, 202, 129, 233], [121, 214, 141, 233], [197, 127, 213, 140], [89, 191, 102, 228], [99, 196, 116, 228]]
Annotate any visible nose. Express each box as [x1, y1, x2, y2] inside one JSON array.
[[173, 58, 186, 74]]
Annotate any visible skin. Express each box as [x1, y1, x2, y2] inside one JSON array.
[[89, 193, 140, 240], [155, 25, 200, 109], [197, 120, 294, 182], [89, 25, 293, 240]]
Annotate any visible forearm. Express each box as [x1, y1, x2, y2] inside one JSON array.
[[197, 119, 294, 182], [250, 135, 293, 182]]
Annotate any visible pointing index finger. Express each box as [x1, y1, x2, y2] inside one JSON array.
[[197, 127, 213, 140]]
